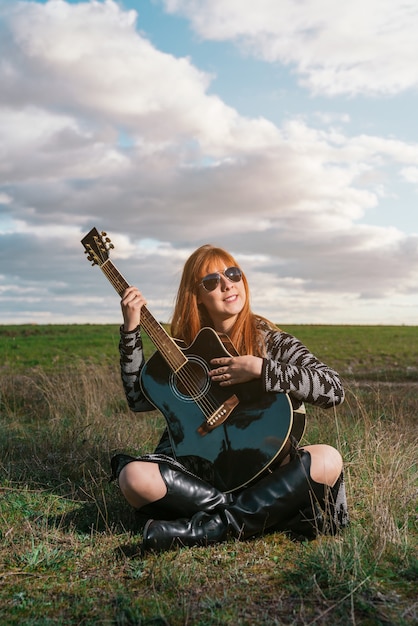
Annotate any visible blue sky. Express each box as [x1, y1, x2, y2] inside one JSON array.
[[0, 0, 417, 325]]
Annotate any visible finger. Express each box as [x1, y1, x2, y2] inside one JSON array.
[[121, 285, 137, 297], [209, 367, 228, 378], [128, 293, 142, 305], [210, 357, 231, 366], [125, 290, 145, 305]]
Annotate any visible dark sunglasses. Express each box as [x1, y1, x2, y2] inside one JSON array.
[[199, 266, 243, 292]]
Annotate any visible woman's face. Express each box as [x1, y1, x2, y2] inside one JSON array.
[[197, 261, 246, 332]]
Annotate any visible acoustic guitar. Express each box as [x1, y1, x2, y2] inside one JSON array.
[[81, 227, 303, 492]]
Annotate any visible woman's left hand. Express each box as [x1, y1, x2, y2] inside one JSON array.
[[209, 355, 263, 386]]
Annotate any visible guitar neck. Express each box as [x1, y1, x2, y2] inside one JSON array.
[[100, 259, 187, 371]]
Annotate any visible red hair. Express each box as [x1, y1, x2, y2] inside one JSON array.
[[170, 244, 273, 356]]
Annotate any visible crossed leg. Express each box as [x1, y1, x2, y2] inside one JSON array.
[[118, 443, 343, 510]]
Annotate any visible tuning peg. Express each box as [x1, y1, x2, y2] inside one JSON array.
[[99, 230, 113, 247]]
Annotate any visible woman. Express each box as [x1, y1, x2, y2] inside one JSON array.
[[111, 244, 349, 552]]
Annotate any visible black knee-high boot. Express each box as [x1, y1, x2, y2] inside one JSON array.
[[139, 462, 232, 520], [142, 450, 326, 552], [111, 452, 232, 520], [280, 470, 349, 541]]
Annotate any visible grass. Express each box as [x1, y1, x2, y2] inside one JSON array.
[[0, 325, 417, 624], [1, 324, 418, 381]]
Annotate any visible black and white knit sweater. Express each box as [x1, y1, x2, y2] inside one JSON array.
[[119, 323, 344, 414]]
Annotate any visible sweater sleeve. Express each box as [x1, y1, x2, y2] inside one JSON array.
[[262, 330, 344, 409], [119, 326, 155, 412]]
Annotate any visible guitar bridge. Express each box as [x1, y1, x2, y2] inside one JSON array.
[[197, 395, 239, 436]]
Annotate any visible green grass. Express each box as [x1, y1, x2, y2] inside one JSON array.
[[283, 325, 418, 382], [0, 325, 417, 624], [1, 323, 417, 381], [0, 324, 121, 371]]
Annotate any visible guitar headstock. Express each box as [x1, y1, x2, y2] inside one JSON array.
[[81, 227, 114, 267]]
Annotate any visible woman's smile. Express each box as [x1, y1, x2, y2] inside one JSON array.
[[197, 268, 246, 332]]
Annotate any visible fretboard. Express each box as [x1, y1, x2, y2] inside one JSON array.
[[100, 259, 187, 372]]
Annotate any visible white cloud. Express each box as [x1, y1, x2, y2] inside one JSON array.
[[0, 192, 12, 204], [0, 107, 128, 186], [0, 0, 279, 154], [162, 0, 418, 96], [401, 166, 418, 185], [0, 0, 417, 325]]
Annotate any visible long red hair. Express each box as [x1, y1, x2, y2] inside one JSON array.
[[170, 244, 273, 357]]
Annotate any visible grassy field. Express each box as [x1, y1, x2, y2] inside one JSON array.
[[1, 323, 417, 381], [0, 325, 417, 625]]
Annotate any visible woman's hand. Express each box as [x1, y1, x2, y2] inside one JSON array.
[[209, 355, 263, 386], [121, 286, 147, 332]]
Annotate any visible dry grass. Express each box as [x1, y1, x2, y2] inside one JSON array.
[[0, 361, 417, 625]]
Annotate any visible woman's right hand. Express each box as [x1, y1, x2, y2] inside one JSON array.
[[121, 286, 147, 332]]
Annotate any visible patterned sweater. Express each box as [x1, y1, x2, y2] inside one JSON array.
[[119, 323, 344, 413]]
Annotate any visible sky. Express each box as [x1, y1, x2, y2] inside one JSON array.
[[1, 0, 417, 326]]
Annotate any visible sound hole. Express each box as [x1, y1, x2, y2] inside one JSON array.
[[170, 356, 210, 402]]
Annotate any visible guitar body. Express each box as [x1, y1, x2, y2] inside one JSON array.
[[140, 327, 295, 492]]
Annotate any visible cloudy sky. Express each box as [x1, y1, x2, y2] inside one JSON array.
[[1, 0, 417, 326]]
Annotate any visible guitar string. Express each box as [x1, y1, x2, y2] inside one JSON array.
[[100, 262, 219, 416], [89, 241, 221, 418], [143, 313, 225, 416], [139, 304, 224, 418], [101, 261, 223, 419]]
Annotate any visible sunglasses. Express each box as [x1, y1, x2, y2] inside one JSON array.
[[199, 266, 243, 292]]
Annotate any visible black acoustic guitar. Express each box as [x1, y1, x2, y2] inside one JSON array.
[[82, 227, 303, 492]]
